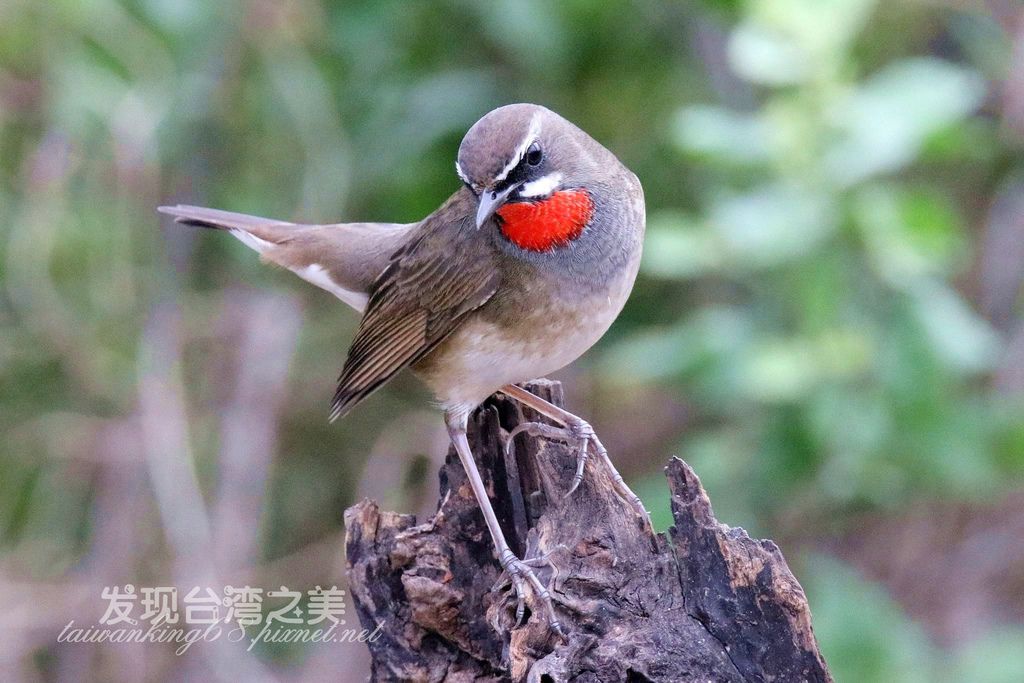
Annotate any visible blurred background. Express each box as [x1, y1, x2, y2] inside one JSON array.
[[2, 0, 1024, 680]]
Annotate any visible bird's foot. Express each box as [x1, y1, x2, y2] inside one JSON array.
[[506, 419, 592, 497], [493, 547, 566, 639], [505, 415, 653, 533]]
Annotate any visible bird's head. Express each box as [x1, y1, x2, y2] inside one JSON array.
[[456, 103, 606, 252]]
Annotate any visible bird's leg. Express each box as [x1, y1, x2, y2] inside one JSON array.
[[444, 409, 564, 638], [500, 384, 652, 532]]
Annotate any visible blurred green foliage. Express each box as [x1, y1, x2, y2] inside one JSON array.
[[805, 554, 1024, 683], [2, 0, 1023, 680], [609, 0, 1024, 524]]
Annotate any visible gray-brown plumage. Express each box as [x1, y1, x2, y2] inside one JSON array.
[[329, 191, 501, 420], [159, 103, 648, 639]]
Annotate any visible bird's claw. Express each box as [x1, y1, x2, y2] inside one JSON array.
[[505, 416, 653, 532], [493, 547, 566, 638], [505, 420, 593, 498]]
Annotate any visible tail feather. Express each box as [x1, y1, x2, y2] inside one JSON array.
[[158, 202, 428, 420], [158, 204, 301, 253], [157, 204, 294, 232], [157, 203, 416, 314]]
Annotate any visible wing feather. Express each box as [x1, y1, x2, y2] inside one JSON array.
[[329, 192, 498, 420]]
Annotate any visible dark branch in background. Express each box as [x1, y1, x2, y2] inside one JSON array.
[[344, 380, 831, 682]]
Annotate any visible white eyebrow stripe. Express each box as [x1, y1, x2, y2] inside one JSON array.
[[518, 172, 563, 199], [493, 112, 542, 184], [455, 160, 471, 186]]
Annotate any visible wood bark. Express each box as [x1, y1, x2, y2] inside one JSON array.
[[344, 380, 832, 682]]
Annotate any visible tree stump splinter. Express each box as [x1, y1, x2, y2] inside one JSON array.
[[344, 380, 832, 682]]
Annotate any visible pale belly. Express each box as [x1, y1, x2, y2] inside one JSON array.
[[413, 284, 630, 413]]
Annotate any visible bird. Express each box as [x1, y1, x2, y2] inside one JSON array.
[[159, 103, 649, 637]]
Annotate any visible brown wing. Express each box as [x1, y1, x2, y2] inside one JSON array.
[[329, 189, 499, 420]]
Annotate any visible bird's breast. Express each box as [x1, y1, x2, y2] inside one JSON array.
[[413, 268, 634, 411]]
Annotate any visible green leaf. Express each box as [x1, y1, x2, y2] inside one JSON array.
[[854, 185, 967, 283], [951, 628, 1024, 683], [803, 554, 938, 683], [908, 280, 1001, 374], [729, 0, 877, 84], [642, 211, 721, 278], [826, 58, 986, 185], [708, 183, 837, 268], [673, 105, 770, 163]]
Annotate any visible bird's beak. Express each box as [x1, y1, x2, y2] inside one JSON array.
[[476, 184, 519, 229]]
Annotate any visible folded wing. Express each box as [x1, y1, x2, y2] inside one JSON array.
[[330, 190, 499, 420]]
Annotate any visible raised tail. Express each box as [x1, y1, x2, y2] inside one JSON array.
[[158, 204, 417, 313], [158, 204, 295, 231], [157, 204, 299, 254]]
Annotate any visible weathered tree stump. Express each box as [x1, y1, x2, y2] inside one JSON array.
[[344, 380, 831, 682]]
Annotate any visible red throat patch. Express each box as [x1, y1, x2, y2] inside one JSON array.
[[496, 189, 594, 252]]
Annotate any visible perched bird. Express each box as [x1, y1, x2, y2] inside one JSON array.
[[159, 103, 649, 636]]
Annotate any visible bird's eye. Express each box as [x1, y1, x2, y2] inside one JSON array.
[[525, 142, 543, 166]]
